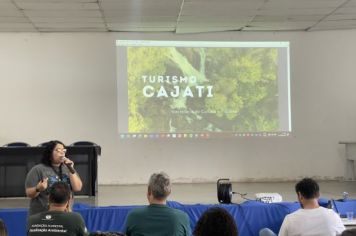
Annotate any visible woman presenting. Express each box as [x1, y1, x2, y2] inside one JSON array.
[[25, 140, 82, 216]]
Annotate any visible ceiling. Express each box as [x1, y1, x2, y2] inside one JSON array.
[[1, 0, 356, 33]]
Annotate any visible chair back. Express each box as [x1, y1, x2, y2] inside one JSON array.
[[70, 141, 97, 146], [3, 142, 30, 147]]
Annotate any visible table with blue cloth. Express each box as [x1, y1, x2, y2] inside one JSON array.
[[0, 199, 352, 236]]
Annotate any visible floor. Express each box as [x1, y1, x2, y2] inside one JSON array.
[[1, 181, 356, 208]]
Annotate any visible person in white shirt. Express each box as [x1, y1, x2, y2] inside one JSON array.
[[260, 178, 345, 236]]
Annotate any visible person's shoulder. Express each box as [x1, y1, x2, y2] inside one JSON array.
[[319, 207, 341, 218], [128, 206, 149, 217], [31, 163, 49, 171], [171, 207, 186, 214], [170, 208, 189, 219], [28, 211, 47, 223], [49, 211, 85, 223], [28, 211, 42, 219], [283, 209, 303, 221], [67, 211, 85, 220], [319, 207, 335, 213], [287, 207, 335, 220], [26, 164, 48, 184], [125, 206, 149, 224], [311, 206, 337, 217]]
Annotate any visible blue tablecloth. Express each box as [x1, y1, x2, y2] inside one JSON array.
[[332, 199, 356, 217], [0, 199, 349, 236]]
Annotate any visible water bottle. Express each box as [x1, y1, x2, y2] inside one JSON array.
[[327, 200, 334, 209], [343, 192, 349, 201]]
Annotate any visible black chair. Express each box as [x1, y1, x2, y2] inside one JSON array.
[[37, 142, 49, 147], [70, 141, 97, 146], [3, 142, 30, 147]]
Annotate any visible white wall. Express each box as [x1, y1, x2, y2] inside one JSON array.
[[0, 31, 355, 184]]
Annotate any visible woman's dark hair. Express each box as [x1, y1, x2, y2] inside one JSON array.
[[295, 178, 320, 199], [193, 207, 238, 236], [341, 228, 356, 236], [41, 140, 65, 166], [0, 219, 8, 236]]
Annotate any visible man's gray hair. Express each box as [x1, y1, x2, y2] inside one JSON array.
[[148, 172, 171, 200]]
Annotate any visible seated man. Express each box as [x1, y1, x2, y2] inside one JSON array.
[[27, 181, 88, 236], [124, 172, 191, 236], [260, 178, 345, 236]]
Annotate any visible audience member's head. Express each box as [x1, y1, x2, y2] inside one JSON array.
[[0, 219, 8, 236], [295, 178, 320, 199], [147, 172, 171, 203], [41, 140, 66, 166], [341, 228, 356, 236], [295, 178, 320, 209], [48, 181, 71, 208], [193, 207, 238, 236]]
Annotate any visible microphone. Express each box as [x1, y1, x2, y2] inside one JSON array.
[[62, 157, 76, 174]]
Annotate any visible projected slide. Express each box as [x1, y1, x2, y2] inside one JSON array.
[[117, 40, 291, 138]]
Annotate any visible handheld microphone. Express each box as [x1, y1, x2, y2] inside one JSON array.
[[62, 157, 76, 174]]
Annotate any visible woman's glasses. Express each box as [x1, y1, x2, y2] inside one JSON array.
[[55, 148, 67, 153]]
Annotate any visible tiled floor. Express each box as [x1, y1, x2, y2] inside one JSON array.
[[1, 181, 356, 208]]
